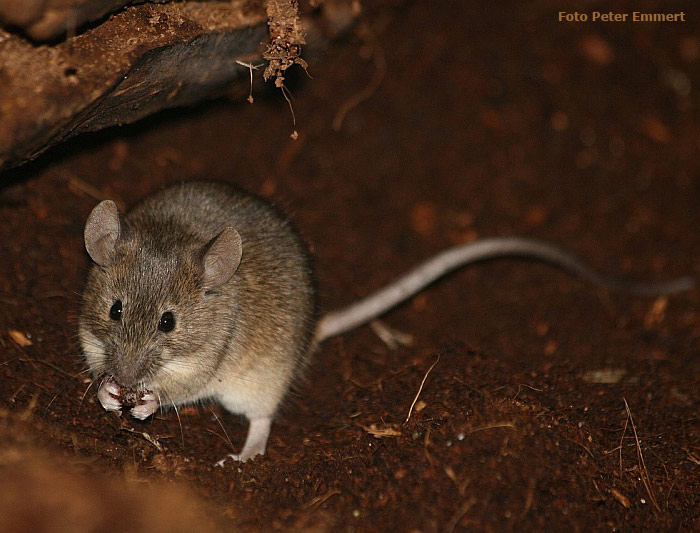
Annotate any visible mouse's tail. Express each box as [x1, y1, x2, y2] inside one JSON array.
[[314, 237, 695, 343]]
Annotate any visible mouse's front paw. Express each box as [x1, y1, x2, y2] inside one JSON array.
[[97, 381, 122, 412], [130, 392, 158, 420]]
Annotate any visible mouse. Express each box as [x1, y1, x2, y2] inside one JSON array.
[[79, 180, 695, 463]]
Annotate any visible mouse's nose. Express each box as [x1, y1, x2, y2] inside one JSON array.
[[110, 349, 152, 389]]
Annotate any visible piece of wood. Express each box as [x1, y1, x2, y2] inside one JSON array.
[[0, 0, 151, 41], [0, 1, 269, 170]]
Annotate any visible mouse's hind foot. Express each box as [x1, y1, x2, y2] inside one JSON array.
[[214, 416, 272, 466]]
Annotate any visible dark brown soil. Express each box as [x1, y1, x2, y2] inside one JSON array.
[[1, 1, 699, 530]]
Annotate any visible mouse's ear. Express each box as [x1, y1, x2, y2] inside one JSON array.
[[201, 227, 242, 290], [84, 200, 125, 267]]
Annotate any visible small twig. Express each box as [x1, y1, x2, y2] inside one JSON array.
[[304, 488, 341, 509], [511, 383, 544, 402], [576, 441, 595, 458], [404, 355, 440, 424], [624, 398, 661, 512], [683, 448, 700, 465], [8, 384, 25, 403], [467, 422, 516, 434], [278, 82, 298, 139], [44, 389, 62, 413], [603, 445, 623, 455], [665, 478, 677, 508], [235, 60, 264, 104], [591, 479, 605, 502], [121, 425, 163, 451], [618, 403, 629, 476]]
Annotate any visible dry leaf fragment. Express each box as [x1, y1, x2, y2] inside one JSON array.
[[9, 330, 32, 347], [610, 488, 630, 508], [361, 423, 401, 438], [644, 296, 668, 329]]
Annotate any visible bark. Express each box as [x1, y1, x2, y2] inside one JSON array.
[[0, 1, 269, 170]]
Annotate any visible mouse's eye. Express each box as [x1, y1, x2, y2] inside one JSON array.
[[158, 311, 176, 332], [109, 300, 122, 321]]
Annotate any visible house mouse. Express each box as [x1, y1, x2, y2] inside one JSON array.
[[79, 181, 695, 463]]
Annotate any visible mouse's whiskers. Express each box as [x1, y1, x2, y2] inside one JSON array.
[[163, 390, 185, 448], [78, 377, 98, 414]]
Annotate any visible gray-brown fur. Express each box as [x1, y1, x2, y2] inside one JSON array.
[[80, 182, 316, 429]]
